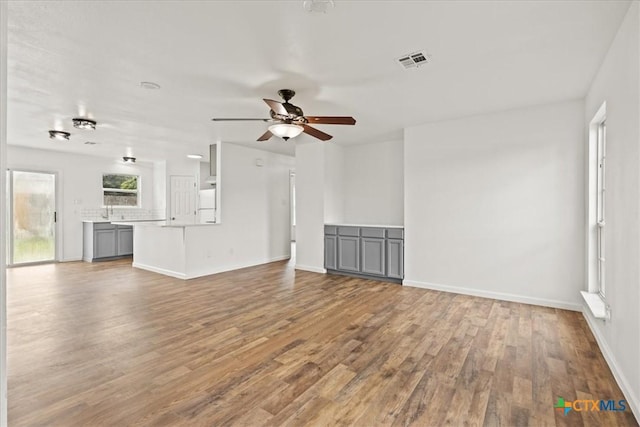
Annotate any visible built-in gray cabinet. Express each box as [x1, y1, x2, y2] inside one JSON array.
[[325, 225, 404, 283], [117, 227, 134, 256], [386, 238, 404, 279], [324, 235, 337, 270], [83, 222, 133, 262], [337, 236, 360, 272], [361, 237, 385, 276]]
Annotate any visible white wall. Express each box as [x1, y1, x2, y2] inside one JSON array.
[[176, 143, 295, 275], [583, 2, 640, 419], [404, 100, 585, 310], [343, 140, 404, 225], [324, 143, 345, 224], [152, 160, 167, 215], [7, 146, 155, 261], [295, 143, 326, 273]]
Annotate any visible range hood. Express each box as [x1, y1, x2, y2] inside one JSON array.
[[205, 143, 217, 184]]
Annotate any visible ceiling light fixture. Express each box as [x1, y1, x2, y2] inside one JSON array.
[[140, 81, 161, 90], [268, 123, 304, 141], [187, 154, 203, 159], [49, 130, 70, 141], [123, 156, 136, 164], [72, 117, 97, 130]]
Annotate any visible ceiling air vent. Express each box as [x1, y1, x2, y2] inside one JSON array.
[[397, 50, 431, 70]]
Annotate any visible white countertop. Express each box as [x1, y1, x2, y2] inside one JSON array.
[[325, 223, 404, 229], [82, 219, 166, 224], [111, 220, 218, 228]]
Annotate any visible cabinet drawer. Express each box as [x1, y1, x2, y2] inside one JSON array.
[[361, 228, 385, 238], [338, 227, 360, 237], [324, 225, 337, 235], [386, 228, 404, 239], [93, 223, 115, 230]]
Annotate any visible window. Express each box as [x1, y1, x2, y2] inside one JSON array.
[[596, 121, 606, 297], [102, 174, 139, 207]]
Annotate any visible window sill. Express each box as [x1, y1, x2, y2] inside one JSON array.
[[581, 291, 610, 320]]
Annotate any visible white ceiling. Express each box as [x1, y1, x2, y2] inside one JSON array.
[[7, 0, 631, 160]]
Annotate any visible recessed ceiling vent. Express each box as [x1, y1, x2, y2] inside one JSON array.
[[397, 50, 431, 70]]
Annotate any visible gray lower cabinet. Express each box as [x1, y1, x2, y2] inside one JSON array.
[[83, 222, 133, 261], [386, 239, 404, 279], [324, 235, 337, 270], [117, 227, 134, 256], [337, 236, 360, 272], [94, 229, 117, 258], [325, 225, 404, 283], [361, 237, 385, 276]]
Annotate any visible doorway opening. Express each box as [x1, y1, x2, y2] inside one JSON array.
[[6, 170, 57, 265]]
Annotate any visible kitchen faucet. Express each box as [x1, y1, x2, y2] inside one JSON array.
[[102, 204, 113, 219]]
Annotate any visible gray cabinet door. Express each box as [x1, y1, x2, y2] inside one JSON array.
[[386, 239, 404, 279], [361, 238, 385, 276], [338, 236, 360, 272], [325, 235, 337, 270], [94, 229, 117, 258], [117, 227, 134, 256]]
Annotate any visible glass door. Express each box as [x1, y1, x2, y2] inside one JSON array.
[[7, 170, 57, 265]]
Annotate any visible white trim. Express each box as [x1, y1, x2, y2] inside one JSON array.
[[295, 264, 327, 274], [0, 1, 8, 423], [582, 309, 640, 421], [580, 291, 609, 319], [134, 255, 291, 281], [59, 258, 82, 263], [132, 262, 187, 279], [403, 279, 582, 311]]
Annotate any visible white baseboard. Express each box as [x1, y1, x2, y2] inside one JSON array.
[[132, 262, 187, 280], [60, 257, 82, 263], [134, 255, 290, 281], [403, 279, 582, 311], [295, 264, 326, 274], [582, 308, 640, 421]]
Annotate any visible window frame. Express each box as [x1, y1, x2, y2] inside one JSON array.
[[102, 173, 140, 208], [595, 120, 606, 298]]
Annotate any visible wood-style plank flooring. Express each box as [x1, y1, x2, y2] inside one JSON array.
[[7, 256, 638, 426]]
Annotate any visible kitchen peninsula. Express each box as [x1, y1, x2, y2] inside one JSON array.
[[111, 220, 220, 279]]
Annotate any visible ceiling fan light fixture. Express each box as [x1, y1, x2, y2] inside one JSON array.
[[72, 117, 97, 130], [49, 130, 70, 141], [268, 123, 303, 140]]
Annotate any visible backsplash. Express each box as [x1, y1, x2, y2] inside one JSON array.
[[81, 208, 165, 221]]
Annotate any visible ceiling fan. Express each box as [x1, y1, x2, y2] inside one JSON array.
[[211, 89, 356, 142]]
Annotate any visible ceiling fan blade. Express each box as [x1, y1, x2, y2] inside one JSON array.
[[302, 124, 333, 141], [211, 118, 273, 122], [263, 99, 289, 116], [257, 130, 273, 141], [305, 116, 356, 125]]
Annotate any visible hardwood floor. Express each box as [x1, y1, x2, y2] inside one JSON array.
[[7, 257, 637, 426]]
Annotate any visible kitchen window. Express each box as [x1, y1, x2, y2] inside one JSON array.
[[102, 174, 139, 207]]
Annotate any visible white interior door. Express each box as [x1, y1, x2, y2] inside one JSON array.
[[170, 175, 196, 223]]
